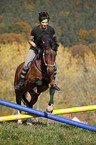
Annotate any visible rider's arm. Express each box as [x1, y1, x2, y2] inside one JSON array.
[[28, 35, 39, 50], [53, 34, 59, 47], [52, 27, 59, 46]]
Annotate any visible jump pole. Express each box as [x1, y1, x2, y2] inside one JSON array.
[[0, 114, 38, 122], [52, 105, 96, 115], [1, 106, 96, 122], [0, 99, 96, 132], [1, 105, 96, 122]]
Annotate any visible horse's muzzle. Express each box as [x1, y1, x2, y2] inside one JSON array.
[[47, 68, 54, 75]]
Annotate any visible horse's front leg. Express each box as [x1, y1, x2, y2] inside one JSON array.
[[46, 84, 55, 113]]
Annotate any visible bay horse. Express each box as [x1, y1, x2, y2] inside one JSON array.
[[14, 34, 58, 115]]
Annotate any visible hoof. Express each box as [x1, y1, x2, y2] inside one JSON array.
[[27, 122, 32, 126], [26, 118, 32, 126], [18, 119, 22, 124], [22, 118, 32, 125], [46, 104, 53, 113]]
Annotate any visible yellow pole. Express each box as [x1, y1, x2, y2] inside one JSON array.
[[52, 105, 96, 115], [0, 114, 38, 122], [0, 105, 96, 122]]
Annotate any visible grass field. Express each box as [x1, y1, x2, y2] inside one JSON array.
[[0, 119, 96, 145]]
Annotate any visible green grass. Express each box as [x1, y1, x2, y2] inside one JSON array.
[[0, 120, 96, 145]]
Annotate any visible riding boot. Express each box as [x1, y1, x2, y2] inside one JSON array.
[[14, 67, 29, 90], [54, 63, 60, 91]]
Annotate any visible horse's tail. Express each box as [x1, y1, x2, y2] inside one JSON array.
[[14, 62, 24, 86]]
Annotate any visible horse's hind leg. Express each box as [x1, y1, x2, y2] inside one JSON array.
[[16, 92, 22, 107], [28, 93, 39, 108], [15, 91, 23, 124], [22, 92, 39, 125], [22, 92, 29, 106]]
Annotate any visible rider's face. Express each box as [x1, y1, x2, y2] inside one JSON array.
[[40, 19, 48, 30]]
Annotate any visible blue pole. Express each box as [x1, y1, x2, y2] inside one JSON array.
[[0, 99, 96, 132]]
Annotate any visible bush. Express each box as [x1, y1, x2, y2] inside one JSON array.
[[0, 33, 24, 44], [8, 21, 31, 38]]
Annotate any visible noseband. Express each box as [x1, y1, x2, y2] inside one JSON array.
[[43, 50, 55, 67]]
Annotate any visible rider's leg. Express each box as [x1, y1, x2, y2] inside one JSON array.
[[54, 62, 60, 91], [15, 49, 36, 90]]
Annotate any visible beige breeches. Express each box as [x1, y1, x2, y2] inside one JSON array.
[[24, 49, 36, 69]]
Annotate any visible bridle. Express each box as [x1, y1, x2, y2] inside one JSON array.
[[28, 49, 56, 73], [43, 50, 55, 67]]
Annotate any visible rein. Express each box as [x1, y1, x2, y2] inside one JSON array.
[[35, 60, 46, 73], [28, 53, 46, 73], [28, 50, 55, 73]]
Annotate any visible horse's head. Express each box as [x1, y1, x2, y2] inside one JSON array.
[[36, 33, 58, 75]]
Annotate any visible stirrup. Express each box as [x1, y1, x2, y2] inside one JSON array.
[[14, 81, 24, 90], [55, 84, 60, 91]]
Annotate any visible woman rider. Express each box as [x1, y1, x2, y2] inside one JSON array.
[[15, 12, 60, 91]]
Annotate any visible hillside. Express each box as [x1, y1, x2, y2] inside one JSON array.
[[0, 0, 96, 47], [0, 43, 96, 125], [0, 0, 96, 125]]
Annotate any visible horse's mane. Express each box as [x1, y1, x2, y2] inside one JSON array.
[[36, 33, 58, 51]]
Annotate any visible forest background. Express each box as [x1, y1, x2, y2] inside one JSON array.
[[0, 0, 96, 125]]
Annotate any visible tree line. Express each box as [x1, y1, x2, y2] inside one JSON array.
[[0, 0, 96, 47]]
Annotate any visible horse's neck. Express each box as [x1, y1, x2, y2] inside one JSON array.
[[40, 54, 46, 69], [34, 54, 46, 71]]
